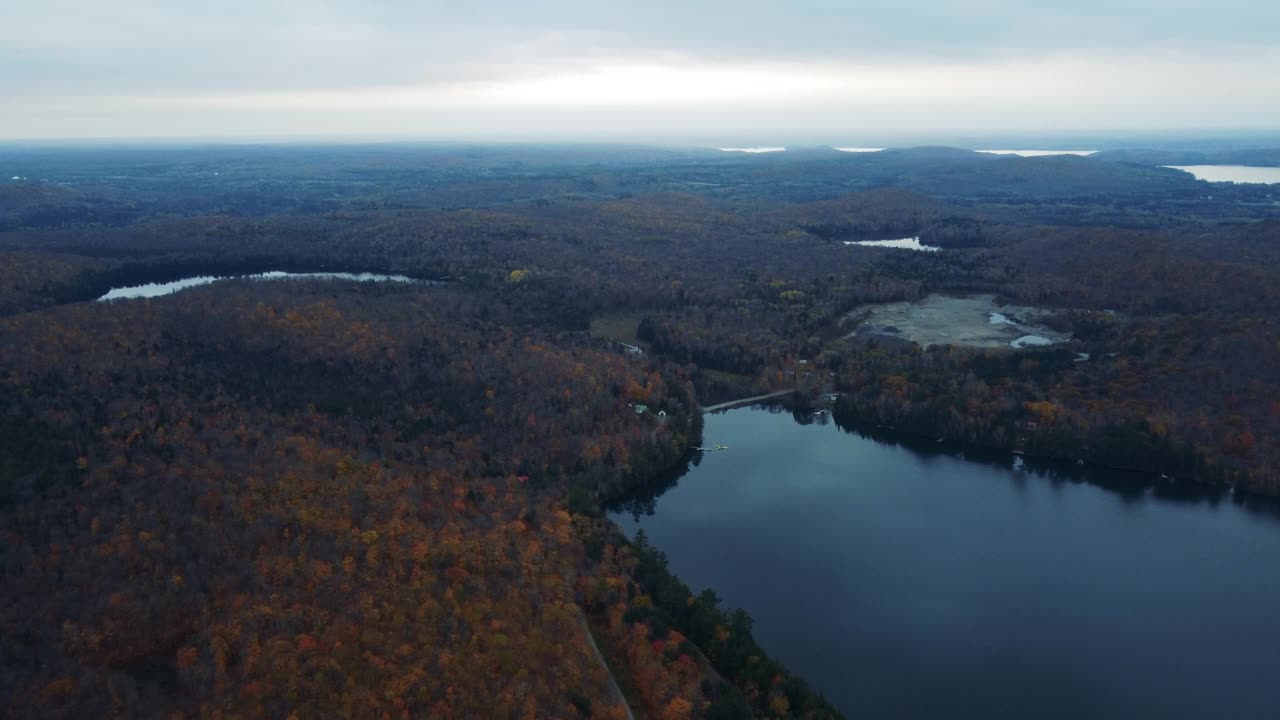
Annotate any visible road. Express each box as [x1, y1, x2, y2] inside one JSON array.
[[580, 613, 636, 720], [699, 389, 794, 414]]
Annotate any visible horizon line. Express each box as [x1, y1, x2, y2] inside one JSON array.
[[3, 127, 1280, 150]]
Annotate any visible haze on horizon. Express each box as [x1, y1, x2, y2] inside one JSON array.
[[3, 0, 1279, 143]]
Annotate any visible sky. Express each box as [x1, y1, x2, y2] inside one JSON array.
[[3, 0, 1279, 142]]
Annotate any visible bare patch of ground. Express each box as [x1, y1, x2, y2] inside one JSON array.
[[845, 294, 1070, 349], [588, 310, 647, 344]]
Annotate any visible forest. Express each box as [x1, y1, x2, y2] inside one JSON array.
[[1, 143, 1278, 717]]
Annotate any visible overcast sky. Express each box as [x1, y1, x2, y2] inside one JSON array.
[[3, 0, 1278, 142]]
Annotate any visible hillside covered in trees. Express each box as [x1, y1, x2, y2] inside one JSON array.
[[2, 143, 1279, 717], [1, 280, 844, 718]]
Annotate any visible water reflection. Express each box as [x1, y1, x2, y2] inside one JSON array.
[[832, 413, 1253, 510], [610, 406, 1280, 719], [613, 400, 1265, 522], [97, 271, 425, 301]]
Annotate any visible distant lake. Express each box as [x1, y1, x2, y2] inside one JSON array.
[[835, 147, 885, 153], [1164, 165, 1280, 184], [717, 147, 786, 153], [97, 271, 419, 301], [977, 149, 1098, 157], [613, 406, 1280, 720], [844, 237, 940, 252]]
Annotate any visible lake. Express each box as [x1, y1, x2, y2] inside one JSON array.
[[611, 406, 1280, 719], [97, 271, 419, 301], [977, 150, 1098, 157], [843, 237, 940, 252], [717, 147, 786, 153], [1164, 165, 1280, 184]]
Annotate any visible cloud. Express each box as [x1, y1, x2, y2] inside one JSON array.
[[1, 0, 1278, 139]]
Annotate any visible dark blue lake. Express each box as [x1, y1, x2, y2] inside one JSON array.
[[610, 406, 1280, 719]]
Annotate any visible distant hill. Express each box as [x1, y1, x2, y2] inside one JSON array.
[[1092, 148, 1280, 167], [738, 146, 1202, 201]]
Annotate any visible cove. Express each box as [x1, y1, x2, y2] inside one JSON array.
[[611, 405, 1280, 719]]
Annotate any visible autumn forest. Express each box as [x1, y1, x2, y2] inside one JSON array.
[[2, 143, 1279, 718]]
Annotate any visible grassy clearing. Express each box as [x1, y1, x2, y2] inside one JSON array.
[[589, 311, 648, 345]]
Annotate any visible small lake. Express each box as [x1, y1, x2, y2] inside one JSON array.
[[977, 150, 1098, 157], [612, 407, 1280, 720], [1164, 165, 1280, 184], [844, 237, 940, 252], [717, 147, 786, 153], [97, 271, 419, 301]]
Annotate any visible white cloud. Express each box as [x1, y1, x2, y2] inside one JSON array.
[[1, 1, 1277, 139]]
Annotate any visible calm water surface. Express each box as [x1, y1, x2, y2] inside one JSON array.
[[612, 407, 1280, 720], [843, 237, 940, 252], [1165, 165, 1280, 184], [717, 147, 786, 153], [97, 271, 419, 301], [977, 149, 1098, 157]]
